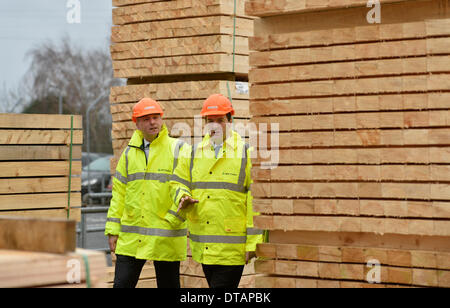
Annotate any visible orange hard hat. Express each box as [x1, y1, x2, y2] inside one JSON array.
[[132, 98, 164, 123], [200, 94, 235, 117]]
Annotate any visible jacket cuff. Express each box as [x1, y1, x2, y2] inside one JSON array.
[[105, 220, 121, 236], [164, 210, 186, 228]]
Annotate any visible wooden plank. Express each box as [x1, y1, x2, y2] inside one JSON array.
[[0, 145, 82, 161], [250, 93, 450, 117], [0, 161, 81, 177], [254, 215, 450, 237], [250, 19, 450, 51], [253, 199, 450, 219], [0, 208, 81, 222], [252, 110, 450, 132], [111, 16, 253, 43], [0, 114, 82, 129], [113, 0, 170, 7], [249, 56, 448, 84], [245, 0, 411, 17], [0, 130, 83, 145], [252, 181, 450, 200], [252, 164, 450, 182], [112, 0, 249, 25], [0, 248, 106, 288], [0, 216, 76, 254], [254, 129, 450, 148], [251, 0, 450, 36], [267, 230, 450, 252], [112, 54, 249, 79], [250, 74, 450, 100], [250, 39, 428, 68], [254, 258, 449, 287], [0, 192, 81, 211], [110, 80, 249, 104], [0, 177, 81, 194], [256, 243, 450, 270], [111, 35, 249, 60], [252, 147, 450, 165]]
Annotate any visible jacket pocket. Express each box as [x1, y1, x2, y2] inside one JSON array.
[[224, 217, 246, 233]]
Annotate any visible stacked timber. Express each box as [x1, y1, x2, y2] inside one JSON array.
[[0, 114, 82, 221], [109, 0, 256, 287], [110, 0, 254, 166], [0, 217, 107, 288], [246, 0, 450, 287]]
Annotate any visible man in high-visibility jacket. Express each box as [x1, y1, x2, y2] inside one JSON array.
[[165, 94, 263, 288], [105, 98, 188, 288]]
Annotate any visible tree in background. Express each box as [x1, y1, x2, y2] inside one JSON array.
[[1, 36, 124, 154]]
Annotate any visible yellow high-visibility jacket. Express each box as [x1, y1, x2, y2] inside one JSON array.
[[105, 125, 188, 261], [165, 130, 263, 266]]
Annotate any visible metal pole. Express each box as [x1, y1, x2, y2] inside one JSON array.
[[58, 93, 63, 114], [86, 92, 108, 196]]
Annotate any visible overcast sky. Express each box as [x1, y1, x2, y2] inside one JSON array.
[[0, 0, 112, 90]]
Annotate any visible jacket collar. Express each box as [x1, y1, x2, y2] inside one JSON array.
[[128, 124, 169, 148]]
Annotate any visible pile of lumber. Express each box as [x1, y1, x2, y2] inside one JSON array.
[[109, 0, 256, 287], [246, 0, 450, 287], [111, 0, 252, 79], [0, 217, 106, 288], [0, 114, 82, 221], [110, 0, 254, 163]]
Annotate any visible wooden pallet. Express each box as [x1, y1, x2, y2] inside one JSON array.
[[246, 0, 450, 288], [0, 114, 82, 221]]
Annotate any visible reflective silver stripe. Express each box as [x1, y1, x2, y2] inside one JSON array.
[[114, 171, 128, 185], [173, 140, 185, 172], [171, 174, 191, 188], [192, 181, 247, 193], [174, 187, 181, 204], [106, 217, 121, 224], [247, 228, 264, 235], [121, 225, 187, 237], [124, 146, 131, 177], [127, 172, 170, 183], [168, 210, 186, 222], [189, 233, 246, 244], [238, 143, 250, 187], [190, 143, 199, 185]]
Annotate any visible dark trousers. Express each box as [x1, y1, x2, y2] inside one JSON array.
[[113, 254, 180, 288], [202, 264, 245, 288]]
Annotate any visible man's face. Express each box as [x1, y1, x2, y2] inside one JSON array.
[[205, 114, 230, 142], [136, 114, 163, 139]]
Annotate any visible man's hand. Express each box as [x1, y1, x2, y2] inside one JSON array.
[[178, 195, 199, 213], [108, 235, 118, 253], [246, 251, 257, 264]]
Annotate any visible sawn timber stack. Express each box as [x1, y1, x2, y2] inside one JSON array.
[[0, 113, 82, 221], [246, 0, 450, 287]]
